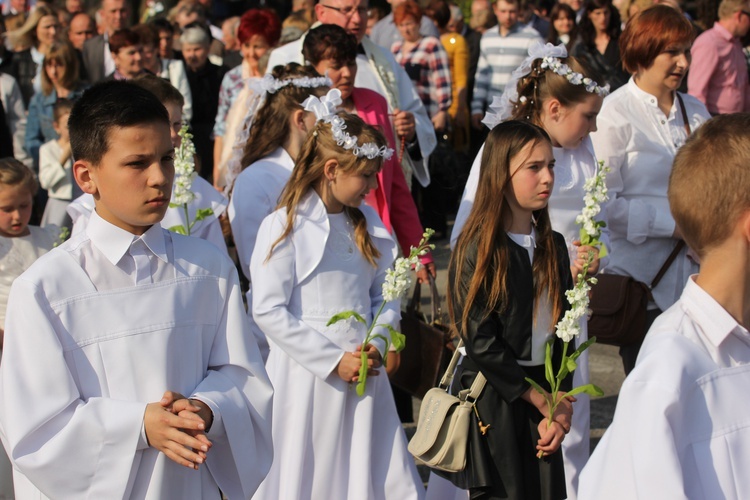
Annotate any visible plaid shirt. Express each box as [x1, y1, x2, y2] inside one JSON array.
[[392, 36, 452, 118], [212, 65, 245, 138]]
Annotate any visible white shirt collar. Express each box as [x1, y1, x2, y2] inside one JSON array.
[[626, 78, 678, 119], [682, 276, 750, 349], [87, 210, 169, 266]]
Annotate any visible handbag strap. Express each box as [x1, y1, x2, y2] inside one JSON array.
[[437, 338, 487, 401], [676, 92, 691, 136], [407, 275, 442, 324], [650, 93, 689, 291], [650, 240, 686, 289]]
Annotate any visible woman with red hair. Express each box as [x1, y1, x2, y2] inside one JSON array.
[[213, 8, 281, 190], [590, 5, 710, 374]]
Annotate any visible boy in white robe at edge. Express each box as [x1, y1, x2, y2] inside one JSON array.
[[0, 80, 274, 500], [578, 113, 750, 500]]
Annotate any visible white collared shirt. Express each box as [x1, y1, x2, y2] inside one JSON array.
[[590, 78, 710, 311], [507, 229, 554, 366], [84, 210, 173, 289], [579, 277, 750, 499]]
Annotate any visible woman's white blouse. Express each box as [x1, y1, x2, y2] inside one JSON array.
[[590, 78, 710, 311]]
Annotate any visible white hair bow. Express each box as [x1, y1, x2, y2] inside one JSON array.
[[301, 88, 343, 122], [482, 42, 569, 129]]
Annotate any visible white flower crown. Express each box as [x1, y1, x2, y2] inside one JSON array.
[[301, 89, 394, 160], [482, 42, 610, 129], [224, 74, 333, 193], [540, 56, 610, 96], [253, 73, 333, 94]]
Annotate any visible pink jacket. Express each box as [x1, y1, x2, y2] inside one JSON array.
[[351, 87, 433, 264]]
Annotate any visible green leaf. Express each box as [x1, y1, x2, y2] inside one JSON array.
[[563, 383, 604, 399], [378, 324, 406, 352], [569, 336, 598, 362], [168, 225, 188, 235], [194, 207, 214, 222], [368, 333, 392, 355], [327, 311, 367, 326], [544, 340, 555, 389], [525, 377, 548, 397], [168, 202, 182, 208], [566, 357, 577, 373]]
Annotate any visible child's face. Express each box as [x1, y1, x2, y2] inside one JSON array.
[[329, 162, 379, 211], [53, 112, 70, 142], [164, 101, 183, 148], [545, 94, 602, 149], [0, 184, 33, 238], [505, 140, 555, 218], [76, 122, 174, 235]]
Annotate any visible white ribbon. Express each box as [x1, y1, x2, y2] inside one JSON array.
[[301, 88, 343, 122]]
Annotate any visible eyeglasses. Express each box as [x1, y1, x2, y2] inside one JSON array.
[[320, 3, 368, 19]]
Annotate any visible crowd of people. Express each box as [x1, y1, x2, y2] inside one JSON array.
[[0, 0, 748, 498]]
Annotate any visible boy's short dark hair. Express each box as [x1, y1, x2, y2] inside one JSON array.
[[68, 81, 170, 165], [669, 113, 750, 257], [131, 73, 185, 108], [53, 98, 74, 123]]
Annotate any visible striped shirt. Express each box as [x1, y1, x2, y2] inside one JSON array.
[[471, 24, 543, 115]]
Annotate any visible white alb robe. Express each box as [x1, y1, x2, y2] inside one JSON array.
[[0, 211, 273, 499], [250, 192, 424, 500], [579, 277, 750, 499]]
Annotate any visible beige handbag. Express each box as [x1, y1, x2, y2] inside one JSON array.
[[407, 340, 487, 472]]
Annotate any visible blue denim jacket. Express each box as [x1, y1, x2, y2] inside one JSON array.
[[24, 86, 86, 173]]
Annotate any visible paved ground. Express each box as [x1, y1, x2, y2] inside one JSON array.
[[406, 222, 626, 454]]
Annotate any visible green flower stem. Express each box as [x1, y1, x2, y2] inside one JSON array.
[[356, 301, 387, 396], [182, 203, 191, 236]]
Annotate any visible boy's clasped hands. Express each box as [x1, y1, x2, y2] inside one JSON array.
[[145, 391, 214, 470]]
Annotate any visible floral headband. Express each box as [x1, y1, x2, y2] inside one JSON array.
[[482, 42, 610, 129], [301, 89, 395, 160], [251, 73, 333, 95], [223, 74, 333, 193]]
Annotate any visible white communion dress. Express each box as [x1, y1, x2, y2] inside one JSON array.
[[250, 192, 424, 500]]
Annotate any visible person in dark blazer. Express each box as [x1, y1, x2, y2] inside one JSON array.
[[82, 0, 130, 83]]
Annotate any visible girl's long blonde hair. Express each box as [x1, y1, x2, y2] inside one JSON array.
[[448, 121, 563, 337], [267, 113, 387, 268]]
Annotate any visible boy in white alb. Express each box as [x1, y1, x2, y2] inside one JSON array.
[[0, 81, 274, 499], [578, 113, 750, 499]]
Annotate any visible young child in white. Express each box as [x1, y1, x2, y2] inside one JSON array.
[[0, 81, 273, 499], [250, 110, 423, 499], [578, 114, 750, 498], [0, 157, 56, 500], [445, 43, 609, 500], [38, 98, 80, 230]]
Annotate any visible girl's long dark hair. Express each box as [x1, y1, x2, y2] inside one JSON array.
[[578, 0, 622, 50], [448, 121, 563, 337]]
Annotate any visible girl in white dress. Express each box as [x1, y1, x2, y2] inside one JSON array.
[[229, 64, 330, 284], [444, 43, 610, 500], [250, 110, 424, 500], [0, 158, 56, 500]]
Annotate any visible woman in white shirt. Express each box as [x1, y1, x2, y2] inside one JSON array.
[[590, 5, 710, 373]]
